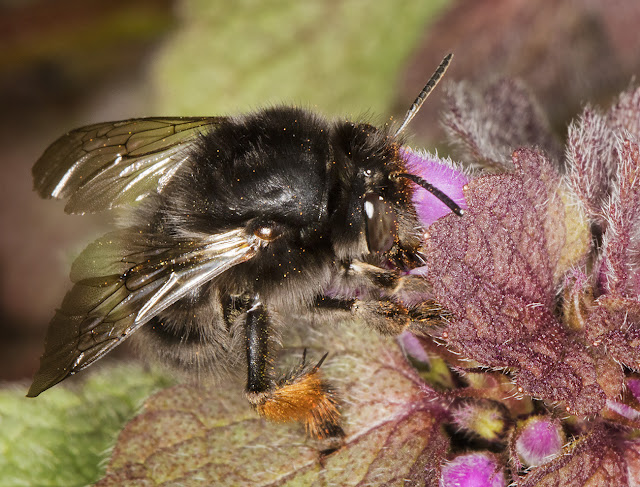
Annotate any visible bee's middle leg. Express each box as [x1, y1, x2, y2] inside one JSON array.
[[244, 297, 272, 397], [313, 295, 413, 335]]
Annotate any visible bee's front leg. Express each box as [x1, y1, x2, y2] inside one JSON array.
[[314, 295, 412, 335], [314, 294, 445, 336], [244, 295, 343, 439], [315, 260, 447, 335], [344, 260, 434, 303]]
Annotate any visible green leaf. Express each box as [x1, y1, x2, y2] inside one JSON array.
[[152, 0, 449, 118], [0, 364, 173, 487]]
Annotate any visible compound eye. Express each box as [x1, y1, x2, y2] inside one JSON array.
[[363, 193, 398, 253], [253, 225, 281, 242]]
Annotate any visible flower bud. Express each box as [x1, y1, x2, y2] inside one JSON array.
[[515, 416, 564, 467], [440, 452, 505, 487], [452, 400, 506, 442]]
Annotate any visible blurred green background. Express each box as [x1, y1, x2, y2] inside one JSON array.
[[1, 0, 640, 484]]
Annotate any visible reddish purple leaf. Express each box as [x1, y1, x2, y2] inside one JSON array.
[[443, 79, 563, 170], [423, 148, 603, 414], [597, 140, 640, 296], [607, 86, 640, 142], [567, 87, 640, 224], [566, 107, 618, 221]]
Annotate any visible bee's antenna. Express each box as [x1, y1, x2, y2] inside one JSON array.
[[395, 172, 464, 216], [394, 53, 453, 137]]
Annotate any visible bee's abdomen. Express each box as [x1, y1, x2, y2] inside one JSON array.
[[134, 291, 245, 378]]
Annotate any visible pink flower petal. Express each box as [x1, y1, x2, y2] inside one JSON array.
[[515, 417, 564, 466], [440, 453, 505, 487], [402, 148, 468, 227]]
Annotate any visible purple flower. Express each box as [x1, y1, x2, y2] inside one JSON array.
[[440, 453, 505, 487], [627, 378, 640, 401], [397, 330, 430, 365], [515, 417, 564, 466], [402, 148, 469, 227]]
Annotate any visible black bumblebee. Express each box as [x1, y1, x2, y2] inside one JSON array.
[[28, 54, 461, 438]]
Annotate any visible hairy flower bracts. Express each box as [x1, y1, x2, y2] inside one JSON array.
[[406, 80, 640, 485]]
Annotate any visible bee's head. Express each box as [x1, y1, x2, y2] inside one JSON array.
[[325, 53, 459, 267], [327, 117, 463, 268], [327, 121, 419, 265]]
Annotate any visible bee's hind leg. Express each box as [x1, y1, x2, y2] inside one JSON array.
[[244, 295, 343, 439]]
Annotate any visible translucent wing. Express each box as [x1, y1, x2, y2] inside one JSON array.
[[33, 117, 222, 214], [27, 228, 258, 397]]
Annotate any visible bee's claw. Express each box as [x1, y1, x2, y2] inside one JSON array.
[[312, 351, 329, 372]]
